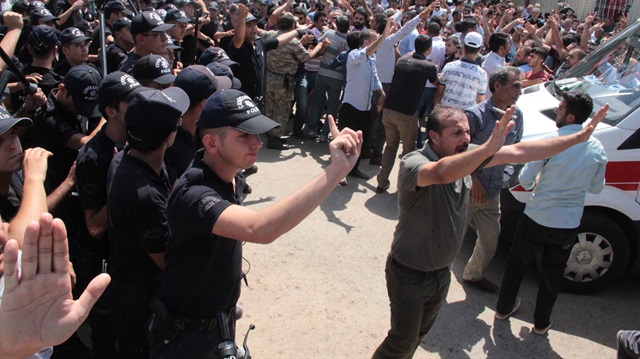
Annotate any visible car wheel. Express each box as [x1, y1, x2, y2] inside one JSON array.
[[561, 214, 630, 294]]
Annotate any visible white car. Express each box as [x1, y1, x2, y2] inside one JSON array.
[[502, 19, 640, 293]]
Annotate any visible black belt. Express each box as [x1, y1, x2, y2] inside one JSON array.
[[170, 315, 219, 333], [390, 255, 449, 276]]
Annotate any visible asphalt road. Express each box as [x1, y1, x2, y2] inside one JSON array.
[[236, 135, 640, 359]]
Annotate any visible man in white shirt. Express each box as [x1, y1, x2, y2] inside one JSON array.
[[482, 32, 510, 99]]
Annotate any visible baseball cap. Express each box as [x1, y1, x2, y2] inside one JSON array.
[[112, 17, 132, 32], [130, 11, 174, 36], [76, 20, 95, 34], [104, 0, 134, 16], [245, 13, 257, 22], [197, 89, 278, 134], [28, 25, 57, 53], [165, 38, 183, 51], [27, 1, 45, 13], [31, 8, 58, 23], [132, 54, 176, 85], [208, 2, 220, 11], [165, 8, 191, 23], [126, 87, 190, 148], [198, 46, 238, 67], [11, 0, 30, 13], [206, 62, 241, 89], [60, 27, 90, 45], [0, 107, 31, 136], [64, 65, 103, 118], [174, 65, 232, 106], [464, 31, 483, 48], [98, 71, 147, 106]]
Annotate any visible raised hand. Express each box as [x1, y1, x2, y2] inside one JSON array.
[[327, 115, 363, 174], [576, 103, 609, 142], [0, 213, 110, 359]]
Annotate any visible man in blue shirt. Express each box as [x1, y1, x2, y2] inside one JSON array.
[[495, 92, 608, 336]]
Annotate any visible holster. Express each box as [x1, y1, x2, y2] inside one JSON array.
[[148, 298, 180, 354]]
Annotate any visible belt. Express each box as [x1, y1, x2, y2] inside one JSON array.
[[390, 255, 449, 276]]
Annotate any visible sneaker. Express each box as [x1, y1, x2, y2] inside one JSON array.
[[495, 297, 521, 320], [532, 319, 553, 336], [318, 134, 328, 143]]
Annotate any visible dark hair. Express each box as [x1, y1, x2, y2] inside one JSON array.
[[314, 11, 326, 23], [464, 44, 480, 55], [335, 15, 350, 33], [346, 31, 360, 49], [488, 32, 509, 52], [454, 21, 464, 33], [488, 66, 520, 93], [428, 16, 442, 28], [446, 35, 460, 45], [30, 45, 55, 60], [372, 12, 387, 33], [462, 18, 476, 32], [426, 21, 440, 37], [99, 99, 121, 119], [354, 7, 367, 18], [530, 46, 548, 60], [414, 34, 432, 54], [427, 105, 465, 136], [359, 29, 376, 47], [561, 91, 593, 124]]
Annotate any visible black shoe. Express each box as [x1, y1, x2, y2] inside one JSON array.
[[347, 169, 370, 180], [267, 137, 292, 150], [463, 278, 499, 293], [280, 137, 288, 144], [243, 183, 253, 194], [369, 157, 382, 166], [243, 165, 258, 175], [374, 184, 390, 193], [338, 178, 347, 186]]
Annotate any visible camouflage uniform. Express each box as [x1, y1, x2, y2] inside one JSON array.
[[260, 30, 310, 137]]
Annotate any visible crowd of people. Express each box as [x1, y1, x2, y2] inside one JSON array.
[[0, 0, 635, 357]]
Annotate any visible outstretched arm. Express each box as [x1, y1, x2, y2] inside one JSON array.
[[489, 104, 609, 167], [212, 116, 362, 244], [0, 213, 110, 359]]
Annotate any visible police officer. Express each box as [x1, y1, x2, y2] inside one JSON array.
[[166, 64, 232, 180], [150, 89, 362, 358], [104, 87, 189, 358], [75, 71, 147, 358], [131, 54, 176, 88], [118, 11, 174, 73]]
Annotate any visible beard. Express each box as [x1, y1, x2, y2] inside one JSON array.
[[353, 22, 365, 30]]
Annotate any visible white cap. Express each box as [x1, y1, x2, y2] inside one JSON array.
[[464, 31, 483, 48]]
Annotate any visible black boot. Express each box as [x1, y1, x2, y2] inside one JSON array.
[[267, 135, 291, 150]]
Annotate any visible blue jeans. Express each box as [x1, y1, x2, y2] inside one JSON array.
[[293, 71, 316, 134], [372, 255, 451, 359], [308, 74, 343, 135], [416, 87, 436, 148], [496, 215, 577, 328]]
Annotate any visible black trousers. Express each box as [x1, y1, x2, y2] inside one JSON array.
[[338, 102, 371, 171], [496, 214, 577, 328]]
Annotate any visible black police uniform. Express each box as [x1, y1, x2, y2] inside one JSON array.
[[105, 42, 128, 74], [163, 126, 196, 181], [117, 52, 142, 74], [55, 0, 85, 30], [228, 38, 278, 113], [153, 149, 245, 358], [0, 172, 24, 222], [103, 147, 171, 358]]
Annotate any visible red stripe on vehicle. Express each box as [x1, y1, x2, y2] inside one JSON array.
[[605, 161, 640, 184]]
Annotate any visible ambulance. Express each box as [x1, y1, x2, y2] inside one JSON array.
[[503, 18, 640, 293]]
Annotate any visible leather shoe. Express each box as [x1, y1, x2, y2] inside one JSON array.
[[243, 165, 258, 175], [242, 183, 252, 194], [374, 184, 390, 193], [463, 278, 499, 293], [291, 131, 308, 139], [267, 138, 292, 150], [347, 169, 370, 180]]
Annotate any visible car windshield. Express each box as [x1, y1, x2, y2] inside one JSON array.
[[546, 20, 640, 126]]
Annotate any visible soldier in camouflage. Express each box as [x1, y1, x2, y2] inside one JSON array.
[[260, 13, 329, 150]]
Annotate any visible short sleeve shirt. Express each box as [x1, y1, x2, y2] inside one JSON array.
[[159, 149, 245, 317], [76, 127, 119, 212], [106, 149, 171, 289], [439, 58, 488, 109], [228, 38, 278, 108], [391, 144, 472, 272]]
